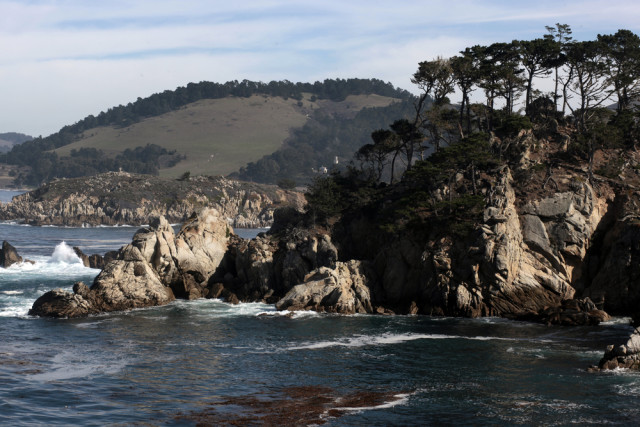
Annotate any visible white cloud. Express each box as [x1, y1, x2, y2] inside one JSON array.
[[1, 0, 639, 136]]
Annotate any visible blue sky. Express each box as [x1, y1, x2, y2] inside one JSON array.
[[1, 0, 639, 137]]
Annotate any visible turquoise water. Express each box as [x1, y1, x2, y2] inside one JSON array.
[[1, 200, 640, 424]]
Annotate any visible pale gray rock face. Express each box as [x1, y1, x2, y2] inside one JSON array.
[[370, 168, 611, 319], [0, 173, 304, 227], [90, 245, 175, 312], [174, 208, 231, 282], [30, 209, 233, 317], [276, 260, 373, 314]]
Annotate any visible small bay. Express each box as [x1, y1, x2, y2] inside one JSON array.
[[0, 188, 638, 425]]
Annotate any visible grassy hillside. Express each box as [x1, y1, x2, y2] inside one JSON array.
[[53, 93, 400, 178], [0, 79, 413, 186]]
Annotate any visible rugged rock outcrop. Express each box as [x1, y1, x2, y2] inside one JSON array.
[[514, 297, 609, 326], [0, 172, 304, 227], [363, 168, 613, 321], [73, 246, 118, 269], [30, 208, 232, 317], [0, 241, 24, 267], [594, 327, 640, 371], [275, 260, 374, 314], [214, 228, 339, 303]]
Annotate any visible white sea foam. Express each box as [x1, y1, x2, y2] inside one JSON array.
[[1, 290, 23, 295], [49, 241, 82, 264], [287, 332, 516, 351], [255, 309, 320, 319], [601, 317, 633, 326], [28, 349, 127, 381], [329, 392, 412, 414]]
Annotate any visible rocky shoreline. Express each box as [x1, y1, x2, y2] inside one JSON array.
[[19, 198, 636, 371], [18, 138, 640, 372], [0, 172, 304, 228]]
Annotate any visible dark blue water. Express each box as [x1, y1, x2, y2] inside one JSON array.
[[1, 194, 640, 425]]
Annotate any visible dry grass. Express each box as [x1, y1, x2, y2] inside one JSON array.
[[53, 94, 399, 178]]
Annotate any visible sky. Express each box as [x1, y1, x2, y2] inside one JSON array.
[[1, 0, 639, 138]]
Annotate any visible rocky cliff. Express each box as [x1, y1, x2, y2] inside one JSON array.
[[27, 130, 640, 371], [0, 172, 304, 227]]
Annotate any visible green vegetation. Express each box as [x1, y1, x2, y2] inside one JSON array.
[[1, 79, 411, 187], [304, 25, 640, 240], [233, 99, 415, 184]]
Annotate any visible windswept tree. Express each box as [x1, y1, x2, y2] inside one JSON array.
[[390, 118, 424, 173], [544, 23, 573, 111], [565, 40, 612, 131], [519, 37, 561, 115], [412, 57, 456, 107], [356, 129, 400, 183], [450, 49, 479, 135], [411, 57, 456, 152], [598, 29, 640, 112], [493, 41, 526, 115]]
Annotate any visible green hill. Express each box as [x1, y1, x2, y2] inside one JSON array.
[[0, 79, 413, 186], [54, 93, 401, 179]]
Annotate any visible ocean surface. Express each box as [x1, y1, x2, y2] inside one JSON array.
[[1, 191, 640, 425]]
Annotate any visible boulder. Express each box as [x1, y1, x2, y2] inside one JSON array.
[[595, 327, 640, 371], [276, 260, 374, 314], [29, 287, 94, 318], [89, 245, 175, 313], [29, 211, 234, 317], [174, 209, 232, 286], [512, 297, 610, 326], [0, 241, 23, 268]]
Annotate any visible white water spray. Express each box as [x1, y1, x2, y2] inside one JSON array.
[[48, 242, 83, 264]]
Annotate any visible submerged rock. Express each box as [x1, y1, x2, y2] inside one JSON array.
[[511, 297, 610, 326]]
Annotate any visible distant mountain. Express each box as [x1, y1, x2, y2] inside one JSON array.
[[0, 132, 32, 153], [0, 79, 415, 187]]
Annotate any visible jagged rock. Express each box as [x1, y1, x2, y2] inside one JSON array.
[[584, 222, 640, 314], [368, 168, 609, 317], [175, 209, 231, 280], [73, 246, 111, 269], [512, 297, 610, 326], [73, 246, 90, 267], [89, 245, 175, 312], [0, 172, 304, 227], [30, 210, 233, 318], [596, 327, 640, 371], [29, 287, 94, 318], [276, 260, 374, 314], [0, 240, 23, 268]]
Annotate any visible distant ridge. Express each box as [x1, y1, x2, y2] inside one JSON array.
[[0, 79, 414, 187], [0, 132, 32, 153]]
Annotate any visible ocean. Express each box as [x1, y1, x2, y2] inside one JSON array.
[[1, 190, 640, 426]]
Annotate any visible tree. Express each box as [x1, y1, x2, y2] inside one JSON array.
[[545, 23, 573, 112], [471, 44, 503, 131], [565, 40, 612, 132], [411, 57, 455, 106], [356, 129, 399, 183], [493, 41, 526, 115], [598, 29, 640, 112], [390, 119, 424, 173], [518, 38, 561, 116], [450, 50, 479, 135]]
